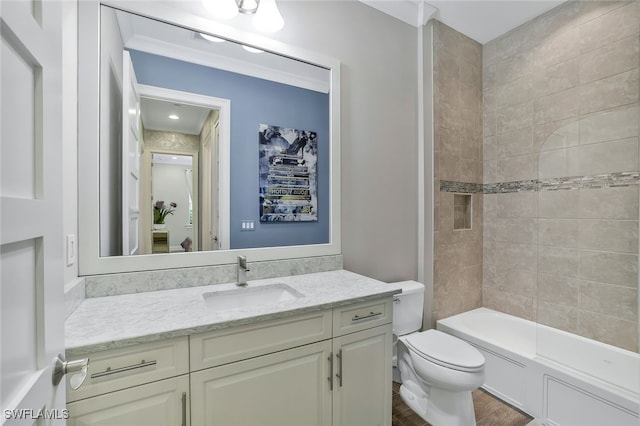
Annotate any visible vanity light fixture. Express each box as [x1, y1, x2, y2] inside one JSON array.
[[202, 0, 284, 33], [200, 33, 226, 43], [242, 45, 263, 53], [169, 114, 179, 120]]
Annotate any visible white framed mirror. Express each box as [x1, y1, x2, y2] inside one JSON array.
[[78, 0, 341, 275]]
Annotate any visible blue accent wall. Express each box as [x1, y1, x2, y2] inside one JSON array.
[[129, 50, 330, 249]]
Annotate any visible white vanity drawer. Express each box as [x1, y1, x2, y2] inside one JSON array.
[[66, 336, 189, 402], [333, 298, 392, 336], [190, 310, 332, 371]]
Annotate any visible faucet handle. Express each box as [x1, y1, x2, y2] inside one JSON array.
[[238, 255, 249, 270]]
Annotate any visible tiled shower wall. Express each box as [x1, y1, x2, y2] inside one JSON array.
[[432, 22, 483, 326], [482, 1, 639, 351]]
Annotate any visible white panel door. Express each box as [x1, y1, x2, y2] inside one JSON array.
[[121, 50, 140, 256], [0, 0, 66, 424]]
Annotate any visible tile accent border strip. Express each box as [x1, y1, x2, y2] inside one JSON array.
[[440, 172, 640, 194]]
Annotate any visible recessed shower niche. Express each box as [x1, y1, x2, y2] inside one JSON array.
[[453, 194, 472, 230]]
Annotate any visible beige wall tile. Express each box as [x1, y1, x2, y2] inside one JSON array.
[[483, 286, 536, 321], [483, 40, 497, 67], [436, 125, 461, 157], [497, 102, 534, 133], [495, 242, 537, 272], [539, 246, 581, 278], [577, 1, 627, 25], [534, 24, 580, 69], [579, 219, 639, 254], [495, 22, 535, 61], [484, 194, 498, 218], [497, 127, 533, 159], [484, 88, 497, 112], [579, 69, 639, 116], [478, 0, 639, 342], [438, 152, 461, 181], [538, 273, 579, 307], [497, 191, 537, 218], [484, 111, 497, 138], [538, 146, 581, 179], [497, 154, 538, 182], [533, 57, 580, 98], [532, 1, 581, 40], [483, 239, 497, 285], [483, 160, 497, 184], [484, 135, 497, 161], [537, 301, 578, 334], [535, 119, 579, 152], [434, 20, 462, 53], [577, 311, 638, 351], [579, 2, 640, 53], [495, 51, 533, 84], [435, 100, 461, 131], [496, 77, 533, 109], [539, 218, 580, 248], [579, 280, 638, 322], [579, 104, 638, 145], [539, 189, 580, 218], [579, 186, 639, 220], [459, 158, 482, 183], [579, 251, 638, 288], [483, 63, 497, 92], [434, 50, 461, 106], [534, 86, 579, 125], [494, 217, 538, 245], [495, 268, 537, 298], [579, 35, 639, 84]]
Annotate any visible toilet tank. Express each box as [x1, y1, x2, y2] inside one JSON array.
[[390, 281, 425, 335]]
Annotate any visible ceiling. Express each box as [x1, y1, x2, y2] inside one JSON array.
[[125, 1, 566, 136], [360, 0, 566, 44]]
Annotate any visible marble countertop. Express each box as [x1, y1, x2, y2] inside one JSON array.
[[65, 270, 402, 356]]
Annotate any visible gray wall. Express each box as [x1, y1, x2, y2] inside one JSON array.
[[273, 1, 420, 283]]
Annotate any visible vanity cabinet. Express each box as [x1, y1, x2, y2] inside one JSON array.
[[332, 325, 392, 426], [66, 297, 393, 426], [191, 340, 333, 425], [67, 375, 189, 426], [65, 336, 190, 425]]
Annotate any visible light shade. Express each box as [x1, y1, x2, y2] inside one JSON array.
[[252, 0, 284, 33], [202, 0, 238, 20], [237, 0, 259, 14]]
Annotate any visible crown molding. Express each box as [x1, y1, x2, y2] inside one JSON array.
[[359, 0, 437, 28]]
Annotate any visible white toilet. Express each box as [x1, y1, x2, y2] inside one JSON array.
[[391, 281, 485, 426]]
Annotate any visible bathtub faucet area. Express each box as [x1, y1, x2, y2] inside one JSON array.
[[236, 255, 250, 286]]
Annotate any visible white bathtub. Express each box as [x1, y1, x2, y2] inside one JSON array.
[[437, 308, 640, 426]]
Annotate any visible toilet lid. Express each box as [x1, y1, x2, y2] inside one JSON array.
[[404, 330, 485, 372]]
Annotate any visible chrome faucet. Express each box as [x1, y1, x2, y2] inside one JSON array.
[[237, 255, 250, 286]]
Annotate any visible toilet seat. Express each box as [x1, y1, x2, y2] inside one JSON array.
[[403, 330, 485, 373]]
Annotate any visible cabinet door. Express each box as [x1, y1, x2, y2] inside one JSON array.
[[191, 340, 332, 426], [67, 375, 189, 426], [333, 324, 392, 426]]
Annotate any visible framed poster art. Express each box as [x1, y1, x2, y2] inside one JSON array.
[[259, 124, 318, 222]]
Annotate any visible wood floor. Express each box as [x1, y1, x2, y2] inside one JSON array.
[[392, 382, 533, 426]]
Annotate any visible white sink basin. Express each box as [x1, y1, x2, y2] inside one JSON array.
[[202, 283, 304, 311]]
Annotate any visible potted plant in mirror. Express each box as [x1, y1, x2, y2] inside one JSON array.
[[153, 200, 177, 230]]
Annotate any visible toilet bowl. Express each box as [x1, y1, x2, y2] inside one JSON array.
[[390, 281, 485, 426]]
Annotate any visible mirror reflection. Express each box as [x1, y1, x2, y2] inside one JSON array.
[[99, 5, 331, 257]]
